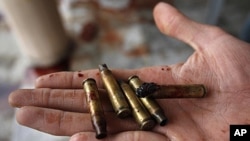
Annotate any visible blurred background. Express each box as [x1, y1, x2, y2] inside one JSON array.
[[0, 0, 249, 141]]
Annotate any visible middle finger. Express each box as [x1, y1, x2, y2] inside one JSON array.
[[16, 106, 138, 136], [9, 88, 113, 112]]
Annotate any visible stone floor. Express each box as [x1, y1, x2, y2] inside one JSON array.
[[0, 0, 249, 141]]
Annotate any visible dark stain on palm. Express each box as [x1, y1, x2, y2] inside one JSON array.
[[78, 73, 84, 77], [161, 66, 171, 71]]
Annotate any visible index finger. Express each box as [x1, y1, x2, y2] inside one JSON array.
[[35, 66, 176, 89]]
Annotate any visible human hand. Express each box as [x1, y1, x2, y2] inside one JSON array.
[[9, 2, 250, 141]]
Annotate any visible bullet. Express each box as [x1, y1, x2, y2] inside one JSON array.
[[99, 64, 131, 118], [82, 78, 107, 139], [128, 75, 168, 126], [136, 82, 206, 98], [119, 81, 155, 130]]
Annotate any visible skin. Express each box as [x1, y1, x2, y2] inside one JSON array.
[[8, 2, 250, 141]]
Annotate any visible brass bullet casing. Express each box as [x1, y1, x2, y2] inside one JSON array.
[[154, 84, 206, 98], [135, 82, 206, 98], [99, 64, 131, 118], [119, 81, 155, 130], [82, 78, 107, 139], [128, 75, 168, 126]]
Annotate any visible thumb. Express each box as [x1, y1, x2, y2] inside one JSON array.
[[153, 2, 224, 51]]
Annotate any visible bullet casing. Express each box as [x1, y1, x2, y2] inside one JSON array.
[[82, 78, 107, 139], [135, 82, 206, 98], [119, 81, 155, 130], [155, 84, 206, 98], [99, 64, 131, 118], [128, 75, 168, 126]]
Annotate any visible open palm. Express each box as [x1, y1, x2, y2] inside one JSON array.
[[9, 3, 250, 141]]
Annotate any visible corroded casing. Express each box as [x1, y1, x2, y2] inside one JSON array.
[[135, 82, 206, 98], [128, 75, 168, 126], [82, 78, 107, 139], [156, 84, 206, 98], [119, 81, 155, 130], [99, 64, 131, 118]]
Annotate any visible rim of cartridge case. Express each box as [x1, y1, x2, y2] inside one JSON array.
[[82, 78, 96, 86], [98, 64, 108, 71], [96, 132, 107, 139], [128, 75, 139, 82], [93, 117, 107, 139], [116, 108, 131, 118], [141, 119, 156, 130], [159, 118, 168, 126], [153, 112, 168, 126]]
